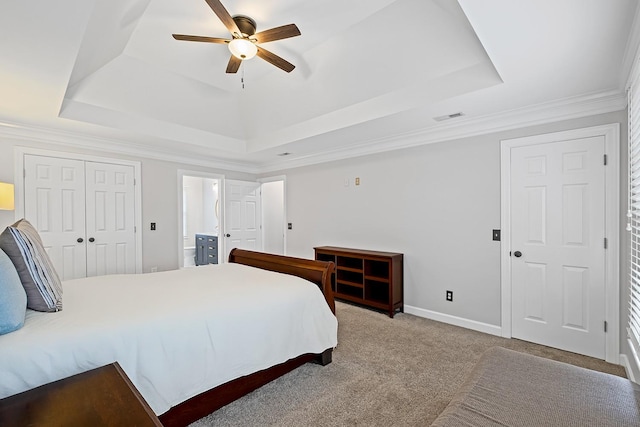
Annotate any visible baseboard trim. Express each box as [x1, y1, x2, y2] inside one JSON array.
[[404, 305, 502, 337], [620, 354, 637, 383]]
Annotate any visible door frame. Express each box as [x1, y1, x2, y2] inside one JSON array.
[[257, 175, 287, 255], [177, 170, 225, 267], [13, 146, 143, 274], [500, 123, 620, 363]]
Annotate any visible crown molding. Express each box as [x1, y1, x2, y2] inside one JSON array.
[[0, 120, 260, 174], [0, 89, 627, 176], [258, 89, 627, 173]]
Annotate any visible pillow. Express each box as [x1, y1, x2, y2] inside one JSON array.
[[0, 247, 27, 334], [0, 219, 62, 312]]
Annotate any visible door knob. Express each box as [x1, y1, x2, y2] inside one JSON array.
[[225, 234, 231, 237], [88, 237, 95, 243], [513, 251, 522, 258], [77, 238, 83, 243]]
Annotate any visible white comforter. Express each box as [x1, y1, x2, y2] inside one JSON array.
[[0, 263, 338, 414]]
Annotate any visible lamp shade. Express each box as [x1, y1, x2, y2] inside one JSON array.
[[0, 182, 15, 211], [228, 38, 257, 60]]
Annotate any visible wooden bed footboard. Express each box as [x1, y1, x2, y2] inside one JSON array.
[[228, 248, 336, 313], [159, 349, 332, 427], [159, 250, 336, 427]]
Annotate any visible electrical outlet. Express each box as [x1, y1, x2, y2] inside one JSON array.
[[150, 222, 156, 231], [446, 290, 453, 302], [150, 266, 158, 273], [288, 223, 293, 230], [355, 177, 360, 186]]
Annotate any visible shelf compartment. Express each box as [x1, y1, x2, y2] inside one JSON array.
[[337, 256, 363, 270], [364, 259, 390, 279], [325, 271, 336, 292], [336, 283, 363, 299], [317, 253, 336, 291], [364, 279, 390, 304], [364, 275, 389, 283], [316, 253, 335, 263], [337, 269, 363, 285], [337, 279, 363, 288]]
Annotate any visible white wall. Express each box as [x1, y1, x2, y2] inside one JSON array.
[[262, 180, 284, 255], [271, 111, 627, 331], [0, 139, 254, 272]]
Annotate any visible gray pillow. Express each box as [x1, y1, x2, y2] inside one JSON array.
[[0, 219, 62, 312], [0, 247, 27, 334]]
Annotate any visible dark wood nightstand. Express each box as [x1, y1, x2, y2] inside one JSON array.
[[0, 362, 162, 427]]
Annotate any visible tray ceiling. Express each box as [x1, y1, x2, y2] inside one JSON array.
[[0, 0, 636, 171]]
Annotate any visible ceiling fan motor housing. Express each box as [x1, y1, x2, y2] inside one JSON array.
[[233, 15, 257, 37]]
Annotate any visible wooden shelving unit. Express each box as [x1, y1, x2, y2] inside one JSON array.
[[314, 246, 403, 318]]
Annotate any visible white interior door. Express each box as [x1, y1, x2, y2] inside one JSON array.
[[24, 155, 87, 280], [223, 180, 262, 261], [510, 136, 606, 358], [85, 162, 136, 276]]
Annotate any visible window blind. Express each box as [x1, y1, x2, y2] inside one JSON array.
[[628, 66, 640, 356]]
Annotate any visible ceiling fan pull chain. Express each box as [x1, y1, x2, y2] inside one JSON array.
[[242, 66, 245, 89]]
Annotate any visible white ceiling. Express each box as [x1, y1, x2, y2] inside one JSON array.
[[0, 0, 638, 172]]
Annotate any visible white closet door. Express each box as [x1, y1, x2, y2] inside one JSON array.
[[24, 155, 87, 280], [85, 162, 136, 276]]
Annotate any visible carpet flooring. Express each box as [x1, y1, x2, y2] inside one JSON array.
[[191, 302, 626, 427]]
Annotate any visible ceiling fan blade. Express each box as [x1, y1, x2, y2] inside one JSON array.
[[253, 24, 301, 44], [256, 47, 295, 73], [226, 55, 242, 73], [205, 0, 241, 35], [172, 34, 230, 44]]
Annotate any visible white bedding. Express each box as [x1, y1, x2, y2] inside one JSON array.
[[0, 263, 338, 415]]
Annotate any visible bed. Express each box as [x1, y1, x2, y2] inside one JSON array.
[[0, 248, 337, 427]]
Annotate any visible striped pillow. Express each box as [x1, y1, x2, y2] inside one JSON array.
[[0, 219, 62, 312]]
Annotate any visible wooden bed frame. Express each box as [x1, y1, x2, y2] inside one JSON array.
[[158, 249, 336, 427]]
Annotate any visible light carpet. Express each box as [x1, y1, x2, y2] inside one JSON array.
[[191, 302, 626, 426]]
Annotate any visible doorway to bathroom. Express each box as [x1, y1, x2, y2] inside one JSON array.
[[178, 171, 222, 268], [177, 172, 286, 268]]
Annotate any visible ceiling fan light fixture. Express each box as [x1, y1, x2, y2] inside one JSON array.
[[228, 38, 257, 60]]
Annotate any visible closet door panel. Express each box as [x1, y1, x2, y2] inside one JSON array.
[[23, 155, 87, 280], [85, 162, 136, 276]]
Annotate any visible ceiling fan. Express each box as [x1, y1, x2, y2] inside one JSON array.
[[172, 0, 301, 73]]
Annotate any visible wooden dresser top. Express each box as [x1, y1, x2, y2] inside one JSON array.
[[0, 362, 162, 427]]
